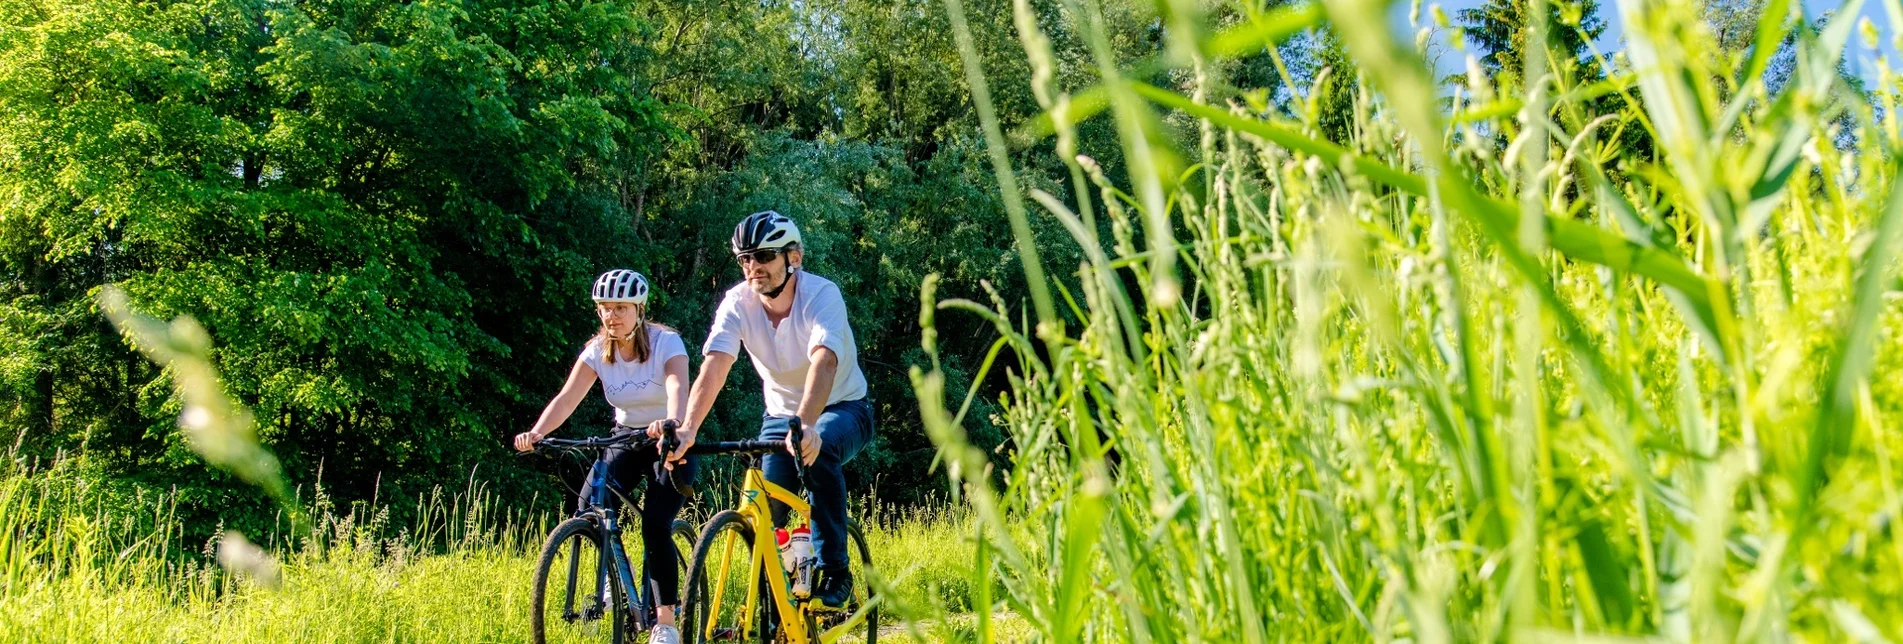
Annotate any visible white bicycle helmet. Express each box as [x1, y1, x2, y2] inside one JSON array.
[[591, 269, 650, 305], [731, 210, 802, 254]]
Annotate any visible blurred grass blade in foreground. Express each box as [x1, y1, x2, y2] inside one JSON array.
[[918, 0, 1903, 640], [98, 286, 289, 504], [98, 285, 303, 583]]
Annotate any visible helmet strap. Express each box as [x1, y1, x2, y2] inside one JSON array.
[[762, 265, 796, 299], [599, 309, 645, 341]]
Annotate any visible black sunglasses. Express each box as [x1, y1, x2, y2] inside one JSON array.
[[734, 248, 783, 265]]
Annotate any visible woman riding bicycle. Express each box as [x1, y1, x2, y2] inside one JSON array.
[[514, 269, 695, 644]]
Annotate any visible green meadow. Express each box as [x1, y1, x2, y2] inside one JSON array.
[[7, 0, 1903, 641]]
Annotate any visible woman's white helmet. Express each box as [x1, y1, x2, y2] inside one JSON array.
[[731, 210, 802, 254], [591, 269, 651, 305]]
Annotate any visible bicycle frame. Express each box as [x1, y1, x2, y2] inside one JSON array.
[[566, 448, 651, 630], [702, 467, 822, 643]]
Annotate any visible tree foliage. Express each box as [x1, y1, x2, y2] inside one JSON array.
[[1, 0, 679, 530], [1457, 0, 1607, 86], [0, 0, 1344, 534]]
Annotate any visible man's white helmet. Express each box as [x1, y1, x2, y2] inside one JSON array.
[[731, 210, 802, 254], [591, 269, 651, 305]]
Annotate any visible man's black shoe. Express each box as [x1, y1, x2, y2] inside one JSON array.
[[811, 568, 853, 612]]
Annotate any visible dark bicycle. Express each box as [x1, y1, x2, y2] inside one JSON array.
[[530, 428, 699, 644]]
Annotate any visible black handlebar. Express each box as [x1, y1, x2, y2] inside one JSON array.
[[533, 420, 800, 455], [533, 417, 805, 493], [683, 439, 784, 455], [534, 432, 650, 451], [659, 418, 805, 458]]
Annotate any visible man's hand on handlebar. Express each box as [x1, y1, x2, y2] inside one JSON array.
[[649, 419, 694, 470], [786, 421, 822, 466], [512, 430, 543, 453]]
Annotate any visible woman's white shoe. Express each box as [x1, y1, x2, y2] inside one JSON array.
[[650, 623, 683, 644]]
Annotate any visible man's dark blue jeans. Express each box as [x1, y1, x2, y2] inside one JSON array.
[[757, 398, 875, 574]]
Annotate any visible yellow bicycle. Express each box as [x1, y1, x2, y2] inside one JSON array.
[[671, 421, 878, 643]]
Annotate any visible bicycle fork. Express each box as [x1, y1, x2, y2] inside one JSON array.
[[602, 510, 646, 628], [558, 536, 622, 623]]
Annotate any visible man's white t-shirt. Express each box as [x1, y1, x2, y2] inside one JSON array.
[[580, 325, 688, 427], [703, 271, 868, 417]]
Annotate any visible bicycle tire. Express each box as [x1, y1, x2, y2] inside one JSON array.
[[531, 517, 625, 644], [816, 518, 878, 644], [673, 518, 701, 614], [636, 516, 701, 626], [681, 510, 769, 643]]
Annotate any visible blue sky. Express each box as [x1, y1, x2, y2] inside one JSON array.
[[1388, 0, 1900, 82]]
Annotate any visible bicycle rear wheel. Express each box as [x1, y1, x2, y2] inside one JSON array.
[[532, 517, 625, 644], [669, 517, 699, 595], [815, 518, 878, 644], [681, 510, 770, 643], [635, 518, 703, 626]]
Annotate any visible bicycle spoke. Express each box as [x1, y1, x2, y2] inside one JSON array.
[[687, 512, 775, 644], [706, 529, 745, 640]]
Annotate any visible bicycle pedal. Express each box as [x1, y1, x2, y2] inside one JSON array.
[[807, 600, 851, 614]]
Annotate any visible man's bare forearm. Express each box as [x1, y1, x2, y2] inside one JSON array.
[[797, 347, 838, 431], [683, 352, 736, 436]]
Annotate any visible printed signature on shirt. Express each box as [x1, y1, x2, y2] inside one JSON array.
[[603, 379, 662, 396]]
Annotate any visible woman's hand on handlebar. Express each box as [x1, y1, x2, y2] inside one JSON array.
[[650, 419, 694, 470], [513, 430, 543, 453], [643, 419, 672, 441]]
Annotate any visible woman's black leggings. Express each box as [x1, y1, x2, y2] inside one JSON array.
[[575, 431, 697, 607]]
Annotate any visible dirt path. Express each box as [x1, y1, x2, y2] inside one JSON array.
[[873, 610, 1027, 642]]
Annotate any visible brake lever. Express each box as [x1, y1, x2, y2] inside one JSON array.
[[787, 417, 802, 460], [787, 416, 809, 486], [656, 419, 682, 491]]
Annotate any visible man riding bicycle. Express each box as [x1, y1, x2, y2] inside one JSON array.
[[665, 210, 874, 612]]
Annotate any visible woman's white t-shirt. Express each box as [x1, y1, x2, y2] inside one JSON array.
[[580, 326, 688, 427]]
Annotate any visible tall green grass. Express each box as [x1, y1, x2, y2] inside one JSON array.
[[0, 459, 991, 641], [0, 457, 547, 641], [916, 0, 1903, 640], [1, 290, 990, 641]]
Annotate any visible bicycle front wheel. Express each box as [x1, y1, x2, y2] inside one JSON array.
[[681, 510, 769, 643], [532, 517, 626, 644]]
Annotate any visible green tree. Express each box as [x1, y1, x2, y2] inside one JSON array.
[[1458, 0, 1608, 88], [0, 0, 671, 533], [1705, 0, 1764, 53], [1452, 0, 1657, 167], [621, 0, 1174, 502], [0, 0, 1179, 527]]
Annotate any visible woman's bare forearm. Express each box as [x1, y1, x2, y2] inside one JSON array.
[[528, 361, 596, 438]]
